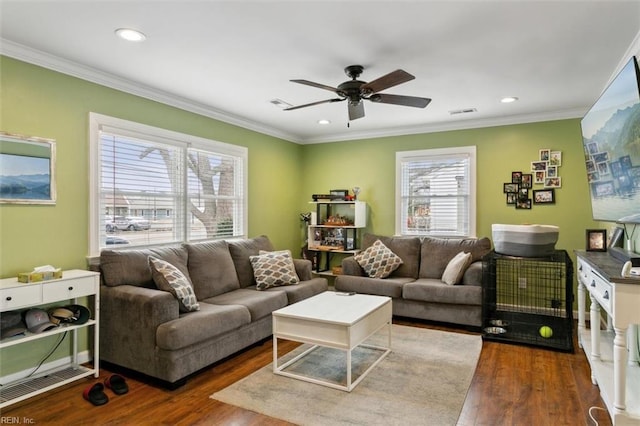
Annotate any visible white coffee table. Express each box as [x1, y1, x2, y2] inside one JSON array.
[[272, 291, 392, 392]]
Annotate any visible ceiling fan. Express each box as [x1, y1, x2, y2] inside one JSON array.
[[285, 65, 431, 121]]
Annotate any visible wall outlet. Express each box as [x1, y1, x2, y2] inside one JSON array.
[[518, 277, 527, 289]]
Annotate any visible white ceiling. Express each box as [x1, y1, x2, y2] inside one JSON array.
[[1, 1, 639, 144]]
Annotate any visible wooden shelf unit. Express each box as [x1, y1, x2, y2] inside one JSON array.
[[308, 201, 366, 275]]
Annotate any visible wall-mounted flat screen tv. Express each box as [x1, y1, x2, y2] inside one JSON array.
[[580, 56, 640, 223]]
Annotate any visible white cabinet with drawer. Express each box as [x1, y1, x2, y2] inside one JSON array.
[[576, 251, 640, 425], [0, 285, 42, 311], [0, 269, 100, 408]]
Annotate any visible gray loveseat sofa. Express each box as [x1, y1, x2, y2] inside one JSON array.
[[335, 234, 491, 327], [97, 235, 328, 386]]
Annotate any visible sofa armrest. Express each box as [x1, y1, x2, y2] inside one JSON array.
[[293, 258, 312, 281], [461, 261, 483, 286], [100, 285, 180, 368], [342, 256, 365, 276]]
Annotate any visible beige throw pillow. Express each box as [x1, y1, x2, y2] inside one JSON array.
[[441, 251, 473, 285], [148, 256, 200, 312], [354, 239, 403, 279], [250, 250, 299, 290]]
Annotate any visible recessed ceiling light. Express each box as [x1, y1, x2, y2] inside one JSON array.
[[115, 28, 147, 42], [317, 119, 331, 125], [501, 96, 519, 103]]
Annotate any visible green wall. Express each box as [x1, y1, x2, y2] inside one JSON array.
[[0, 56, 304, 278], [300, 120, 600, 255], [0, 55, 626, 376], [0, 56, 304, 374]]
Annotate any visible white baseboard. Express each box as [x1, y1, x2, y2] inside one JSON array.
[[0, 351, 92, 386]]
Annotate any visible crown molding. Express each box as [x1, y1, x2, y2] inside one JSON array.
[[3, 32, 638, 146], [0, 39, 299, 143], [300, 108, 586, 144]]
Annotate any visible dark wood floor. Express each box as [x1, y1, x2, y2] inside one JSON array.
[[3, 319, 611, 426]]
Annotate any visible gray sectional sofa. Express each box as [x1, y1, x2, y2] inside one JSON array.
[[335, 234, 491, 327], [97, 235, 328, 386]]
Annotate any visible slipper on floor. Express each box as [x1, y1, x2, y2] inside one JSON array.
[[104, 374, 129, 395], [83, 383, 109, 406]]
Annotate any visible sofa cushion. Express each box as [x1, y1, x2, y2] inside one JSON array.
[[149, 256, 200, 312], [250, 250, 299, 290], [262, 278, 328, 304], [419, 237, 491, 279], [227, 235, 275, 287], [184, 240, 240, 300], [362, 234, 421, 278], [403, 278, 482, 306], [441, 252, 473, 285], [101, 245, 189, 288], [355, 239, 404, 279], [335, 275, 411, 298], [155, 303, 251, 351], [203, 288, 288, 321]]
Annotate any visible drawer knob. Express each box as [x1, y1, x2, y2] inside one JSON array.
[[590, 280, 596, 287], [6, 296, 12, 301], [603, 290, 609, 300], [68, 286, 74, 291]]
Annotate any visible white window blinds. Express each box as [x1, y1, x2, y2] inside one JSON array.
[[89, 113, 247, 254], [396, 147, 476, 237]]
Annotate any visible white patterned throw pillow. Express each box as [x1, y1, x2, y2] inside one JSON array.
[[148, 256, 200, 312], [441, 251, 473, 285], [355, 239, 403, 279], [250, 250, 299, 290]]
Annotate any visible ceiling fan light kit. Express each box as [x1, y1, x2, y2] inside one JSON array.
[[285, 65, 431, 121]]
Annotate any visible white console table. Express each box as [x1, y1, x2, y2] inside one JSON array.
[[576, 251, 640, 425], [0, 269, 100, 408]]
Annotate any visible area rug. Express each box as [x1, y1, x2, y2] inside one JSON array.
[[211, 325, 481, 426]]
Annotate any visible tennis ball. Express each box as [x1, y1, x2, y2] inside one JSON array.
[[539, 326, 553, 338]]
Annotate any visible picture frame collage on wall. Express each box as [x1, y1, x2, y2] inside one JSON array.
[[503, 148, 562, 210]]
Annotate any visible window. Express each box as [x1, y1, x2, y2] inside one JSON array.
[[89, 113, 247, 256], [396, 146, 476, 237]]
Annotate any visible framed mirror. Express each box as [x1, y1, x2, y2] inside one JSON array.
[[0, 131, 56, 204]]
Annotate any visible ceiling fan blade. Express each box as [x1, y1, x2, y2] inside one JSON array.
[[360, 69, 415, 94], [290, 79, 339, 93], [284, 98, 344, 111], [369, 93, 431, 108], [348, 101, 365, 120]]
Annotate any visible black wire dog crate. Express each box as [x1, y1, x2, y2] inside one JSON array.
[[482, 250, 574, 352]]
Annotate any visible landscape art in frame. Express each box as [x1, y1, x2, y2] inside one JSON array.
[[0, 132, 56, 204]]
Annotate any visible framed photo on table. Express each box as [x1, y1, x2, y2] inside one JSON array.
[[586, 229, 607, 252]]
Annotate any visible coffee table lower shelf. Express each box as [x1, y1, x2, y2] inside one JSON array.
[[273, 339, 391, 392]]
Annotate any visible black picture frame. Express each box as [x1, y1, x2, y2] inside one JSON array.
[[586, 229, 607, 252], [517, 188, 529, 201], [533, 188, 555, 204], [511, 171, 522, 183], [503, 183, 518, 193]]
